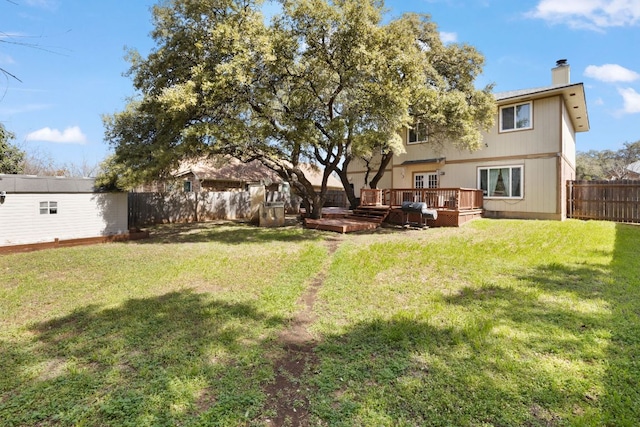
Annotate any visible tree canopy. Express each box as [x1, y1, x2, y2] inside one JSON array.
[[577, 140, 640, 180], [0, 123, 25, 174], [103, 0, 495, 217]]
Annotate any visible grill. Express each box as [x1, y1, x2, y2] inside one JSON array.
[[400, 201, 438, 228]]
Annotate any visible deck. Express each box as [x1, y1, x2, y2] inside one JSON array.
[[363, 188, 484, 228], [303, 205, 391, 233], [304, 217, 381, 233], [303, 188, 484, 233]]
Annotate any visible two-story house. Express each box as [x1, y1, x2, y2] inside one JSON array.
[[346, 60, 590, 222]]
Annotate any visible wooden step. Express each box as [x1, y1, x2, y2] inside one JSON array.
[[347, 206, 391, 224]]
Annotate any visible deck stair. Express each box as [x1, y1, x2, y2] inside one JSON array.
[[304, 205, 391, 233], [345, 206, 391, 224]]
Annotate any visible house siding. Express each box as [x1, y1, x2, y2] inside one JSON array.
[[344, 88, 582, 220], [0, 193, 128, 247], [346, 156, 393, 192]]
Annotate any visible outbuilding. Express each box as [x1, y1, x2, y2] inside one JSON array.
[[0, 174, 129, 250]]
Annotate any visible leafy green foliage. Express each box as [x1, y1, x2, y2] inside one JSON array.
[[577, 140, 640, 180], [0, 123, 25, 174], [103, 0, 495, 216]]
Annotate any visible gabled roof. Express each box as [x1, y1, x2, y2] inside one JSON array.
[[174, 157, 344, 190], [0, 174, 97, 193], [296, 163, 344, 190], [495, 82, 590, 133], [175, 157, 283, 185], [627, 160, 640, 174]]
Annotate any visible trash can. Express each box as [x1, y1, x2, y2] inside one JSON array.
[[259, 202, 285, 227]]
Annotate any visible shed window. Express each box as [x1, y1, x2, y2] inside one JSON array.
[[39, 201, 58, 214], [183, 181, 192, 192], [500, 102, 532, 132], [478, 166, 523, 198]]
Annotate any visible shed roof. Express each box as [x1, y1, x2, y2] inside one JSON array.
[[0, 174, 97, 193], [494, 82, 590, 133]]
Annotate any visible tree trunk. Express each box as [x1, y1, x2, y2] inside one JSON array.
[[335, 157, 359, 209], [336, 168, 358, 209], [308, 193, 325, 219], [369, 152, 394, 189]]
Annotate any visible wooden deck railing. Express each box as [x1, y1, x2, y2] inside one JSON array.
[[360, 188, 483, 210], [360, 188, 384, 207]]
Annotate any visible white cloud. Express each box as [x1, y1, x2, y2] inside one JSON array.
[[0, 54, 15, 65], [528, 0, 640, 30], [25, 0, 59, 10], [0, 103, 51, 115], [584, 64, 640, 82], [440, 31, 458, 43], [618, 87, 640, 114], [26, 126, 87, 144]]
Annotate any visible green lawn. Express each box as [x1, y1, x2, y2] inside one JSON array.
[[1, 219, 638, 426]]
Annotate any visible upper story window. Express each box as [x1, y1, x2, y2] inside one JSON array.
[[500, 102, 532, 132], [39, 201, 58, 214], [183, 181, 193, 192], [478, 166, 523, 199], [408, 120, 428, 144]]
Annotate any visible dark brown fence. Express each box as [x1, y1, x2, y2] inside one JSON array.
[[567, 180, 640, 223], [128, 191, 253, 228]]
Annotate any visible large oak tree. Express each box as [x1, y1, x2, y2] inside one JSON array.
[[103, 0, 494, 218]]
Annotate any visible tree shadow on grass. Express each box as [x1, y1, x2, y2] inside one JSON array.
[[307, 313, 581, 426], [136, 220, 325, 245], [601, 224, 640, 426], [0, 291, 287, 426], [505, 224, 640, 424], [304, 259, 624, 425]]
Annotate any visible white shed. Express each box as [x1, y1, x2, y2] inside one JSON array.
[[0, 174, 128, 248]]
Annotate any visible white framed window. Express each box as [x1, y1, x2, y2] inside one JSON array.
[[408, 120, 428, 144], [500, 102, 532, 132], [39, 201, 58, 215], [414, 173, 438, 189], [478, 166, 523, 198]]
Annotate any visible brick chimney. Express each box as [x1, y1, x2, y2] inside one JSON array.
[[552, 59, 570, 85]]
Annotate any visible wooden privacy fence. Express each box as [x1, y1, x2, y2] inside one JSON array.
[[567, 180, 640, 223], [128, 190, 294, 228], [129, 191, 253, 228]]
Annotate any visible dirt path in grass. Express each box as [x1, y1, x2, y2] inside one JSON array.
[[262, 237, 341, 426]]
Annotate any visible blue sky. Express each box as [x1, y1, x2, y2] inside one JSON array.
[[1, 0, 640, 171]]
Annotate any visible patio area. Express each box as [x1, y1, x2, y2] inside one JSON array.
[[303, 188, 484, 233]]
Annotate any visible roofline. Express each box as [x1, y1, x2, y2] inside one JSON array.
[[495, 83, 590, 133], [495, 83, 584, 102], [0, 174, 103, 193]]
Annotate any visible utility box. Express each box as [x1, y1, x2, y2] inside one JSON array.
[[259, 202, 285, 227]]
